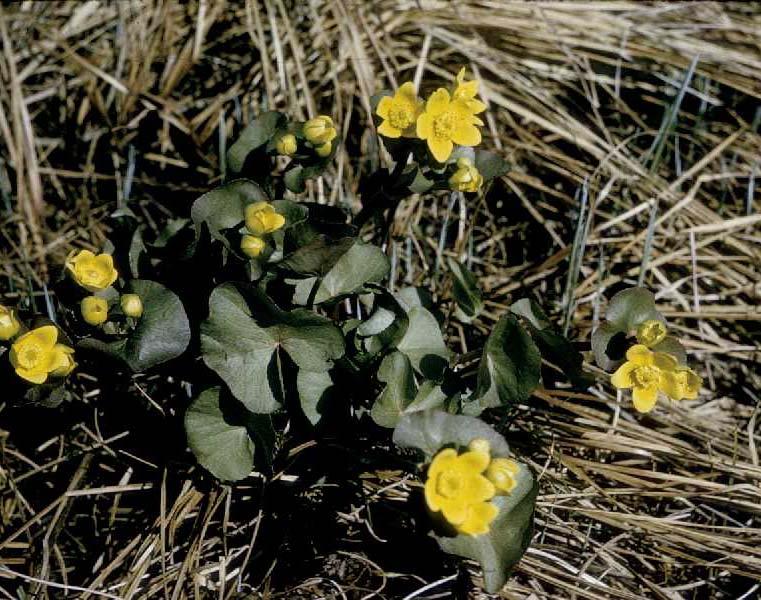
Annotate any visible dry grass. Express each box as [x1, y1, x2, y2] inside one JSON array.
[[1, 1, 760, 598]]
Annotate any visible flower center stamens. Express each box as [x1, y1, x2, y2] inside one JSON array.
[[389, 104, 413, 129], [632, 365, 659, 388], [436, 471, 463, 498], [432, 112, 455, 139]]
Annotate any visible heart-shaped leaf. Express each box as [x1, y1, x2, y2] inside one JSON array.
[[297, 370, 335, 425], [448, 258, 483, 322], [474, 314, 540, 408], [79, 280, 191, 372], [191, 179, 268, 246], [185, 387, 255, 481], [201, 284, 344, 413], [292, 242, 390, 305], [371, 352, 417, 428], [227, 111, 286, 173], [510, 298, 591, 388], [397, 306, 449, 379]]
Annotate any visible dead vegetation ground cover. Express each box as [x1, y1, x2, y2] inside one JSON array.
[[0, 1, 760, 598]]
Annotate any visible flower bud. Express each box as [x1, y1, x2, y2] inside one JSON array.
[[275, 133, 297, 156], [449, 157, 483, 193], [485, 458, 519, 494], [303, 115, 337, 145], [245, 202, 286, 235], [0, 305, 21, 340], [315, 141, 332, 158], [81, 296, 108, 326], [120, 294, 144, 318], [241, 235, 266, 258], [635, 319, 667, 347], [468, 438, 491, 455]]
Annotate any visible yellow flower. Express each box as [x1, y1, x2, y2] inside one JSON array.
[[245, 202, 285, 236], [49, 344, 76, 378], [275, 133, 297, 156], [611, 344, 678, 413], [81, 296, 108, 326], [65, 250, 118, 292], [120, 294, 144, 318], [9, 325, 69, 384], [424, 445, 498, 536], [636, 319, 667, 347], [416, 88, 482, 163], [303, 115, 337, 146], [376, 82, 424, 138], [449, 157, 483, 193], [240, 235, 266, 258], [0, 305, 21, 340], [663, 366, 702, 401], [315, 141, 332, 158], [453, 67, 487, 116], [486, 458, 520, 494]]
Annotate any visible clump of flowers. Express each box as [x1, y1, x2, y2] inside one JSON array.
[[376, 68, 485, 164], [594, 290, 703, 413], [303, 115, 337, 157], [424, 439, 520, 536], [240, 201, 286, 258]]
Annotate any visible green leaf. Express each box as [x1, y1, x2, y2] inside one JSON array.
[[436, 470, 537, 593], [474, 149, 508, 182], [448, 258, 483, 321], [79, 280, 191, 372], [200, 284, 344, 413], [297, 370, 335, 425], [185, 387, 255, 481], [591, 321, 629, 371], [393, 410, 511, 459], [292, 242, 390, 305], [474, 314, 540, 408], [191, 179, 268, 246], [356, 290, 409, 358], [510, 298, 591, 388], [652, 335, 687, 365], [396, 306, 449, 379], [227, 111, 286, 173], [605, 287, 663, 331], [278, 236, 354, 277], [405, 381, 448, 414], [371, 352, 417, 428]]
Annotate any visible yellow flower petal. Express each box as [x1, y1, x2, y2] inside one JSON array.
[[424, 477, 441, 512], [610, 361, 636, 389], [458, 449, 490, 473], [377, 120, 402, 138], [416, 112, 433, 139], [451, 121, 481, 147], [398, 81, 417, 100], [426, 88, 450, 115], [632, 385, 658, 413], [15, 367, 49, 385], [458, 501, 498, 536], [659, 370, 682, 400], [625, 344, 652, 365], [427, 448, 458, 478], [31, 325, 58, 349], [427, 137, 453, 163], [463, 474, 496, 504], [376, 95, 392, 119], [440, 498, 468, 526]]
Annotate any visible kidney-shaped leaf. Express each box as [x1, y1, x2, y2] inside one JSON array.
[[227, 111, 286, 173], [200, 284, 344, 413], [80, 280, 191, 372], [397, 306, 449, 379], [448, 258, 483, 322], [474, 314, 540, 408], [185, 387, 255, 481], [371, 352, 417, 428], [293, 242, 390, 305], [191, 179, 268, 245], [605, 287, 663, 331]]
